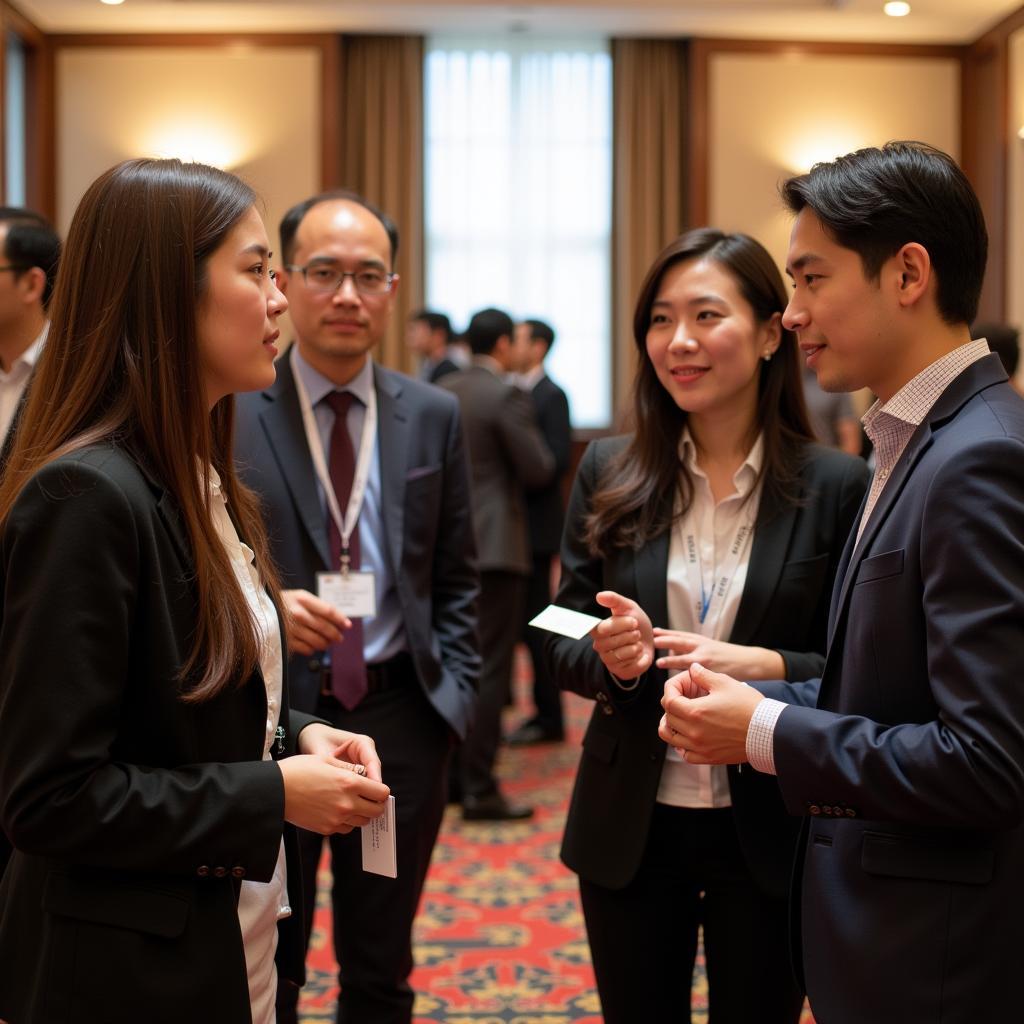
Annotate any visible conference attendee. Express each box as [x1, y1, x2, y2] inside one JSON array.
[[546, 229, 868, 1023], [801, 363, 862, 454], [971, 321, 1022, 395], [406, 308, 460, 382], [234, 190, 479, 1024], [506, 318, 572, 745], [0, 206, 60, 451], [0, 158, 389, 1024], [660, 142, 1024, 1024], [441, 307, 555, 820]]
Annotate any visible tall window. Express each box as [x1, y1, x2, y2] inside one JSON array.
[[4, 31, 27, 206], [425, 37, 612, 428]]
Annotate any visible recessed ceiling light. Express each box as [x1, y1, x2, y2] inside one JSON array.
[[100, 0, 126, 7], [883, 2, 911, 16]]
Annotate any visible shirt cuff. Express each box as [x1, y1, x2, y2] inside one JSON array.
[[745, 698, 788, 775]]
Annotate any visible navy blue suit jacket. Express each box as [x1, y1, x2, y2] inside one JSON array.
[[234, 355, 480, 740], [758, 354, 1024, 1022]]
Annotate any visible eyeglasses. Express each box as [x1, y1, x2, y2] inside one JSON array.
[[0, 265, 28, 273], [285, 262, 396, 296]]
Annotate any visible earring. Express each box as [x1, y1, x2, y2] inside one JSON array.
[[762, 352, 773, 362]]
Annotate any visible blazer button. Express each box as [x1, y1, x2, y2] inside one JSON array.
[[808, 804, 821, 816], [595, 691, 608, 702], [602, 704, 614, 716], [231, 866, 246, 879], [213, 866, 227, 878], [197, 865, 210, 877]]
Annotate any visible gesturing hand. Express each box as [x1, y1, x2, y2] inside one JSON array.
[[590, 591, 655, 680], [652, 629, 784, 680]]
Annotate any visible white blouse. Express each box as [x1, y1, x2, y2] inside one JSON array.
[[656, 432, 764, 809], [207, 467, 289, 1024]]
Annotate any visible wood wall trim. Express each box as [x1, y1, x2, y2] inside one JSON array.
[[685, 37, 963, 59]]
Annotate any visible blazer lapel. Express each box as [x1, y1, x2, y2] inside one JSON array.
[[729, 482, 798, 646], [634, 500, 671, 631], [258, 354, 331, 569], [374, 366, 408, 573]]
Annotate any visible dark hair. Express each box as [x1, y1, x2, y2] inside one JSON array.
[[410, 309, 452, 342], [466, 307, 513, 356], [780, 141, 987, 326], [279, 189, 399, 266], [0, 158, 281, 703], [584, 229, 813, 556], [972, 321, 1020, 378], [523, 318, 555, 355], [0, 206, 61, 310]]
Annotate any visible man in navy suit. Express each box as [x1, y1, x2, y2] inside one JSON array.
[[234, 191, 479, 1024], [660, 141, 1024, 1022]]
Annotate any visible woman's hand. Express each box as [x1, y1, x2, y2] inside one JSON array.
[[282, 588, 351, 656], [589, 591, 655, 680], [278, 755, 389, 835], [298, 723, 383, 782], [652, 628, 784, 681]]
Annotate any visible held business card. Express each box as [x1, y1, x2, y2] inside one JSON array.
[[361, 795, 397, 878], [529, 604, 602, 640]]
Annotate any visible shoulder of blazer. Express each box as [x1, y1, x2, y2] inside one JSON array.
[[374, 362, 460, 415], [39, 443, 162, 505], [794, 441, 869, 489]]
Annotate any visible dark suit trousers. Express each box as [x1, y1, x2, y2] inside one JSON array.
[[461, 570, 526, 799], [276, 668, 453, 1024], [579, 804, 803, 1024], [522, 552, 564, 733]]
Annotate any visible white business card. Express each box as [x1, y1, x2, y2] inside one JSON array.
[[528, 604, 602, 640], [361, 795, 397, 878]]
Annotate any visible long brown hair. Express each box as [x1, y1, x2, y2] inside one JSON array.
[[584, 228, 813, 556], [0, 158, 281, 702]]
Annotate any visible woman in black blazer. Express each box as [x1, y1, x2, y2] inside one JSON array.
[[0, 159, 390, 1024], [547, 229, 868, 1023]]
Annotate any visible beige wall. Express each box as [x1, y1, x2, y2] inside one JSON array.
[[708, 52, 961, 274], [55, 45, 321, 253]]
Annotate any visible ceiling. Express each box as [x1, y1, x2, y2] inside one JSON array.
[[15, 0, 1022, 45]]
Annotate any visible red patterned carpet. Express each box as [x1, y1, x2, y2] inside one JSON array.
[[299, 651, 815, 1022]]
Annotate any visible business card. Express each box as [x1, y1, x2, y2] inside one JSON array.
[[361, 795, 397, 878], [528, 604, 602, 640]]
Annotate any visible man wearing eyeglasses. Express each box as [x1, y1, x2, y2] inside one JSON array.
[[234, 191, 480, 1024]]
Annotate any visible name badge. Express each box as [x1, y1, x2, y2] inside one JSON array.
[[317, 571, 377, 619]]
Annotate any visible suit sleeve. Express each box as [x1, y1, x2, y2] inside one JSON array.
[[496, 386, 555, 490], [773, 437, 1024, 828], [774, 453, 870, 681], [0, 461, 285, 881], [430, 400, 481, 725]]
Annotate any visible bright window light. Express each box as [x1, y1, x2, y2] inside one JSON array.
[[883, 2, 911, 17]]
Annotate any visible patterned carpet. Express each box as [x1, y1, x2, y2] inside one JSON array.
[[299, 652, 815, 1022]]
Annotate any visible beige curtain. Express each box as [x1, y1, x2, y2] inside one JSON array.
[[337, 34, 424, 374], [611, 39, 688, 423]]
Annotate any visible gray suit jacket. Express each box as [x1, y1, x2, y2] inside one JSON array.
[[441, 362, 555, 575]]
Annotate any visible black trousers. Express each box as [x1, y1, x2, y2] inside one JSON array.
[[460, 569, 525, 800], [579, 804, 803, 1024], [276, 666, 453, 1024], [521, 552, 564, 734]]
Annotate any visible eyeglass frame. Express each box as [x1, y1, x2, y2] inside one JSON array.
[[283, 261, 398, 296], [0, 264, 30, 274]]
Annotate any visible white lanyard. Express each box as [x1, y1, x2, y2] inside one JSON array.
[[683, 497, 756, 638], [291, 347, 377, 573]]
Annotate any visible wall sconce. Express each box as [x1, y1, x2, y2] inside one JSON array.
[[141, 118, 248, 170]]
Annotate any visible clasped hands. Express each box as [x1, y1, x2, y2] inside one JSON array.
[[589, 590, 763, 765]]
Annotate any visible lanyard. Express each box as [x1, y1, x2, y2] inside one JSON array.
[[291, 347, 377, 573]]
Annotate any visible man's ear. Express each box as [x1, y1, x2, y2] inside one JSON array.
[[893, 242, 931, 309], [19, 266, 46, 308]]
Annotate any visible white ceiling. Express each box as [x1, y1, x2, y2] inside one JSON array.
[[15, 0, 1022, 45]]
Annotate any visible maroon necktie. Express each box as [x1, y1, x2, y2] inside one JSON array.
[[324, 391, 367, 709]]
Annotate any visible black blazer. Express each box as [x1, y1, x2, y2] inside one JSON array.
[[760, 356, 1024, 1023], [234, 356, 480, 739], [526, 374, 572, 556], [0, 444, 318, 1024], [547, 436, 868, 896]]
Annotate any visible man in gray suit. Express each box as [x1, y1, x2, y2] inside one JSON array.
[[234, 191, 479, 1024], [441, 308, 555, 820]]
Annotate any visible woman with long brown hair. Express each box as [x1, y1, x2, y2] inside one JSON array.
[[0, 158, 389, 1024], [547, 229, 869, 1022]]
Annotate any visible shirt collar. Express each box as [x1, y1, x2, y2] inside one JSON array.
[[2, 322, 48, 377], [679, 428, 765, 496], [292, 345, 374, 409], [517, 365, 546, 390], [861, 338, 990, 435]]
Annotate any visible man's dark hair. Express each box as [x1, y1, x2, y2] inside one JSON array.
[[780, 141, 987, 326], [972, 321, 1020, 378], [278, 189, 400, 266], [465, 307, 513, 356], [410, 309, 452, 342], [523, 318, 555, 355], [0, 207, 61, 310]]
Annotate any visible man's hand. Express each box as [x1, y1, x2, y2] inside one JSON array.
[[653, 629, 785, 680], [282, 589, 350, 656], [658, 662, 764, 764], [298, 723, 383, 782], [589, 591, 655, 680]]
